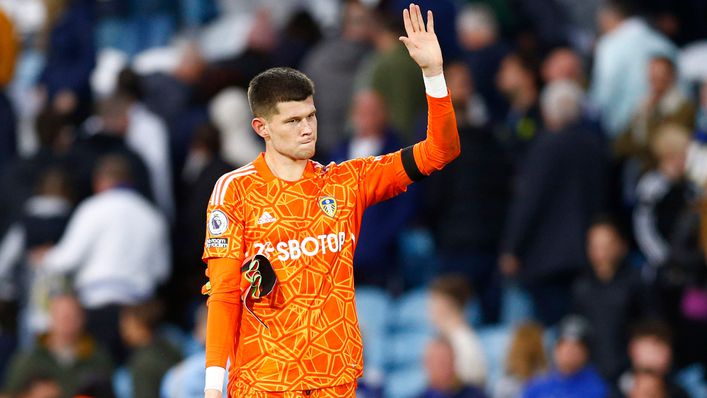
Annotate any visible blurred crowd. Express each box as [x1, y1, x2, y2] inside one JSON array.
[[0, 0, 706, 397]]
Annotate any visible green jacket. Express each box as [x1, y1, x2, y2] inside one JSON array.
[[2, 335, 113, 398], [128, 337, 182, 398]]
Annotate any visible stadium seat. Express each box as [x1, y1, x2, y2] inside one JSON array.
[[356, 286, 393, 386], [384, 365, 427, 398], [392, 288, 432, 332], [477, 325, 513, 393]]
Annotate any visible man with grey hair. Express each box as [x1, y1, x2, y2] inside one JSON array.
[[500, 80, 608, 325]]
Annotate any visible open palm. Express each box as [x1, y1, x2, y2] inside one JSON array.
[[399, 4, 443, 77]]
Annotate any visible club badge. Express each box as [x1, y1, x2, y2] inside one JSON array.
[[318, 196, 337, 218], [208, 210, 228, 236]]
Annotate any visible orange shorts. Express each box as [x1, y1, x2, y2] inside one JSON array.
[[229, 381, 357, 398]]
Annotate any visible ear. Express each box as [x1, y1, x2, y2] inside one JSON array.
[[251, 117, 269, 140]]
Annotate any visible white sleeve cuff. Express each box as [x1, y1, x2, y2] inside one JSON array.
[[205, 366, 226, 393], [423, 73, 448, 98]]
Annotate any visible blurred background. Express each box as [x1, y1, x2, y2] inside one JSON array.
[[0, 0, 706, 397]]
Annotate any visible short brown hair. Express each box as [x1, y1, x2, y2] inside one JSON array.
[[428, 274, 472, 309], [122, 300, 164, 332], [247, 67, 315, 119]]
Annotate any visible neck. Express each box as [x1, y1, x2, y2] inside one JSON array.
[[48, 333, 78, 353], [264, 151, 308, 182]]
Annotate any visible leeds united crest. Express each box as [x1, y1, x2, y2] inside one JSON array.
[[318, 196, 337, 218]]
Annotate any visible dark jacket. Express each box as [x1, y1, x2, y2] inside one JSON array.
[[502, 124, 607, 283], [572, 262, 649, 380], [128, 337, 181, 398]]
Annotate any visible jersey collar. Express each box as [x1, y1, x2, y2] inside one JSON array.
[[253, 152, 318, 183]]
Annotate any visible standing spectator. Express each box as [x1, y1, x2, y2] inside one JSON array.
[[634, 124, 696, 268], [120, 300, 181, 398], [426, 62, 509, 323], [0, 7, 17, 166], [616, 56, 695, 169], [0, 168, 73, 343], [493, 322, 547, 398], [36, 155, 170, 363], [500, 81, 607, 325], [418, 337, 488, 398], [117, 68, 174, 221], [522, 316, 608, 398], [301, 0, 372, 158], [589, 1, 676, 137], [495, 53, 543, 167], [628, 371, 668, 398], [617, 320, 689, 398], [456, 3, 510, 123], [572, 218, 649, 381], [357, 10, 425, 145], [330, 90, 415, 290], [427, 276, 487, 388], [1, 293, 113, 398], [38, 0, 96, 124]]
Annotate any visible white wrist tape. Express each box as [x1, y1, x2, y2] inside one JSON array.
[[423, 73, 448, 98], [204, 366, 226, 393]]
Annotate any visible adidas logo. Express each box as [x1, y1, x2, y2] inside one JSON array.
[[257, 212, 277, 225]]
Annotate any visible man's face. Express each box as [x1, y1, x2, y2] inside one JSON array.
[[630, 337, 672, 375], [649, 60, 674, 99], [424, 340, 457, 390], [49, 295, 84, 341], [587, 225, 626, 278], [554, 340, 588, 376], [259, 97, 317, 161]]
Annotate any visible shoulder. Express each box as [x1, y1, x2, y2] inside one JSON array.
[[636, 171, 669, 200], [210, 163, 259, 202]]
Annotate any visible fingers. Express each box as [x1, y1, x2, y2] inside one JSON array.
[[415, 4, 425, 32], [402, 8, 414, 37], [408, 4, 420, 32], [426, 10, 434, 33]]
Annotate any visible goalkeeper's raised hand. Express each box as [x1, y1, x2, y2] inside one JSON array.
[[399, 3, 443, 77]]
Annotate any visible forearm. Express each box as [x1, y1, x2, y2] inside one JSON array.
[[204, 257, 242, 392], [412, 73, 460, 176]]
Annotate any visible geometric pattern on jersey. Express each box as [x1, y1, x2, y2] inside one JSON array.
[[204, 152, 411, 392]]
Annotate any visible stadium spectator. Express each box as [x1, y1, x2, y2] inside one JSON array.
[[589, 1, 676, 137], [356, 10, 426, 144], [522, 315, 608, 398], [634, 124, 697, 268], [65, 95, 152, 203], [616, 56, 695, 169], [456, 3, 510, 123], [120, 300, 181, 398], [628, 371, 668, 398], [116, 68, 174, 221], [37, 0, 96, 124], [500, 80, 607, 325], [425, 62, 508, 323], [160, 303, 226, 398], [427, 275, 487, 388], [617, 320, 689, 398], [572, 217, 649, 381], [495, 53, 542, 166], [35, 154, 170, 363], [493, 322, 547, 398], [0, 7, 17, 166], [0, 168, 73, 342], [301, 0, 373, 158], [541, 47, 584, 86], [418, 337, 488, 398], [1, 293, 113, 398], [10, 374, 61, 398], [330, 89, 415, 290]]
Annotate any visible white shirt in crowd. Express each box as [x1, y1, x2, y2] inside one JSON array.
[[447, 325, 488, 388], [42, 188, 170, 309]]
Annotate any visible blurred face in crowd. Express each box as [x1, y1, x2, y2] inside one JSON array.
[[256, 98, 317, 162], [648, 59, 675, 100], [446, 63, 474, 109], [424, 339, 458, 390], [587, 224, 627, 281], [49, 295, 85, 342], [351, 90, 388, 138], [542, 49, 583, 84], [19, 380, 62, 398], [497, 55, 533, 99], [554, 339, 588, 376], [428, 291, 462, 332], [629, 336, 672, 376], [342, 1, 372, 42], [629, 372, 667, 398]]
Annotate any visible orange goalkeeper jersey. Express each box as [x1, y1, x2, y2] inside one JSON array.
[[202, 93, 459, 394]]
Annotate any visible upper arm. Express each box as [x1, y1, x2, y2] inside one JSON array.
[[203, 177, 246, 263], [345, 151, 414, 208]]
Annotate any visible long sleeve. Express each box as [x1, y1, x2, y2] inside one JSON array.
[[42, 202, 97, 274], [411, 91, 461, 176]]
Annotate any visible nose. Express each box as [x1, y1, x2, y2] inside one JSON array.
[[301, 119, 314, 135]]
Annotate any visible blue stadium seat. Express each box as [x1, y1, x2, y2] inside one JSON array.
[[393, 288, 432, 332], [356, 286, 393, 384], [384, 365, 427, 398], [477, 325, 513, 393], [113, 366, 132, 398]]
